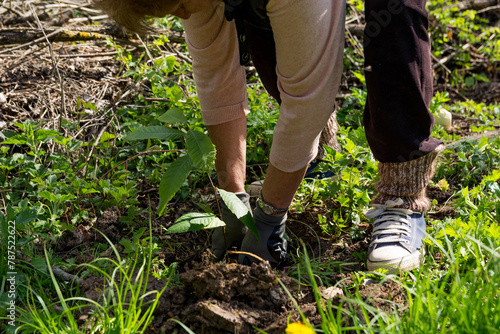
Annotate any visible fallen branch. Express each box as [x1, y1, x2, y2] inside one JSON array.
[[15, 250, 83, 284], [51, 265, 83, 284], [444, 0, 500, 11], [0, 24, 131, 46], [477, 4, 500, 13], [447, 129, 500, 149], [0, 23, 360, 47]]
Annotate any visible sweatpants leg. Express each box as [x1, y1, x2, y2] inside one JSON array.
[[245, 20, 341, 159], [363, 0, 443, 163]]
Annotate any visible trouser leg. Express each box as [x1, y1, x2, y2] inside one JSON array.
[[363, 0, 442, 163], [245, 22, 340, 159], [364, 0, 444, 211]]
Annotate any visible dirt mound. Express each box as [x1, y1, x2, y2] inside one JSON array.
[[151, 262, 299, 334]]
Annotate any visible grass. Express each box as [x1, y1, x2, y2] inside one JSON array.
[[1, 0, 499, 333], [12, 223, 171, 334], [286, 214, 500, 333]]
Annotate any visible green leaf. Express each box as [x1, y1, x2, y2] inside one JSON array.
[[465, 76, 475, 87], [15, 209, 37, 231], [119, 239, 134, 250], [158, 108, 188, 124], [133, 226, 147, 242], [186, 130, 215, 169], [166, 212, 225, 234], [99, 131, 115, 143], [68, 140, 83, 151], [124, 126, 184, 141], [158, 155, 193, 215], [47, 174, 58, 185], [168, 318, 196, 334], [31, 256, 49, 275], [352, 71, 366, 86], [1, 134, 28, 145], [344, 137, 357, 155], [218, 189, 258, 240], [11, 153, 26, 162], [35, 129, 60, 143], [59, 194, 76, 202], [38, 190, 58, 203]]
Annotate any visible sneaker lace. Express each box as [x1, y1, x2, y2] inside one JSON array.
[[365, 198, 413, 245]]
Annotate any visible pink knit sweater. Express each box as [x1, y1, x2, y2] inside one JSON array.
[[182, 0, 345, 172]]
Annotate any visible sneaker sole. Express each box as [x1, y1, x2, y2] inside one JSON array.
[[366, 250, 423, 274]]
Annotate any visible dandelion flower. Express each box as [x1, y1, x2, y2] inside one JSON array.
[[285, 322, 315, 334]]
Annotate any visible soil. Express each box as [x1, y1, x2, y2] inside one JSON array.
[[1, 3, 498, 334]]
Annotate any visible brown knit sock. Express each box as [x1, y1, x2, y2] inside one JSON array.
[[372, 145, 445, 212], [317, 111, 341, 159]]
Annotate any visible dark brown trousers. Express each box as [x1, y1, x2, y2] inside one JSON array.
[[363, 0, 443, 162]]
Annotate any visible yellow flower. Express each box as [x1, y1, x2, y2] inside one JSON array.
[[285, 322, 315, 334]]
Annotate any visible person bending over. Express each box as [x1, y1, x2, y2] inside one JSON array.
[[94, 0, 443, 273]]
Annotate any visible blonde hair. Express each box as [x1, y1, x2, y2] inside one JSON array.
[[92, 0, 180, 34]]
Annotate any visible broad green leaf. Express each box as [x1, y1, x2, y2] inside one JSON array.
[[464, 76, 475, 87], [218, 188, 258, 240], [47, 174, 58, 185], [125, 126, 184, 141], [11, 153, 26, 162], [344, 137, 356, 155], [1, 134, 28, 145], [352, 71, 366, 86], [186, 130, 215, 169], [15, 209, 37, 231], [133, 226, 147, 241], [119, 239, 133, 249], [99, 131, 115, 143], [38, 190, 58, 203], [166, 212, 225, 234], [68, 140, 83, 151], [158, 155, 193, 215], [158, 108, 188, 124], [35, 129, 60, 143], [31, 256, 48, 275], [59, 194, 76, 202], [487, 181, 500, 198]]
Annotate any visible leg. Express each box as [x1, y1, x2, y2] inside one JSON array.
[[363, 0, 444, 272], [207, 117, 247, 193], [179, 3, 251, 260], [261, 163, 307, 210], [208, 117, 251, 260], [239, 0, 346, 266]]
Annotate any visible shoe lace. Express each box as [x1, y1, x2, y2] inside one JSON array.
[[365, 198, 413, 245]]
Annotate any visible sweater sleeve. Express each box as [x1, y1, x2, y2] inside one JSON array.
[[181, 1, 249, 126], [267, 0, 346, 172]]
